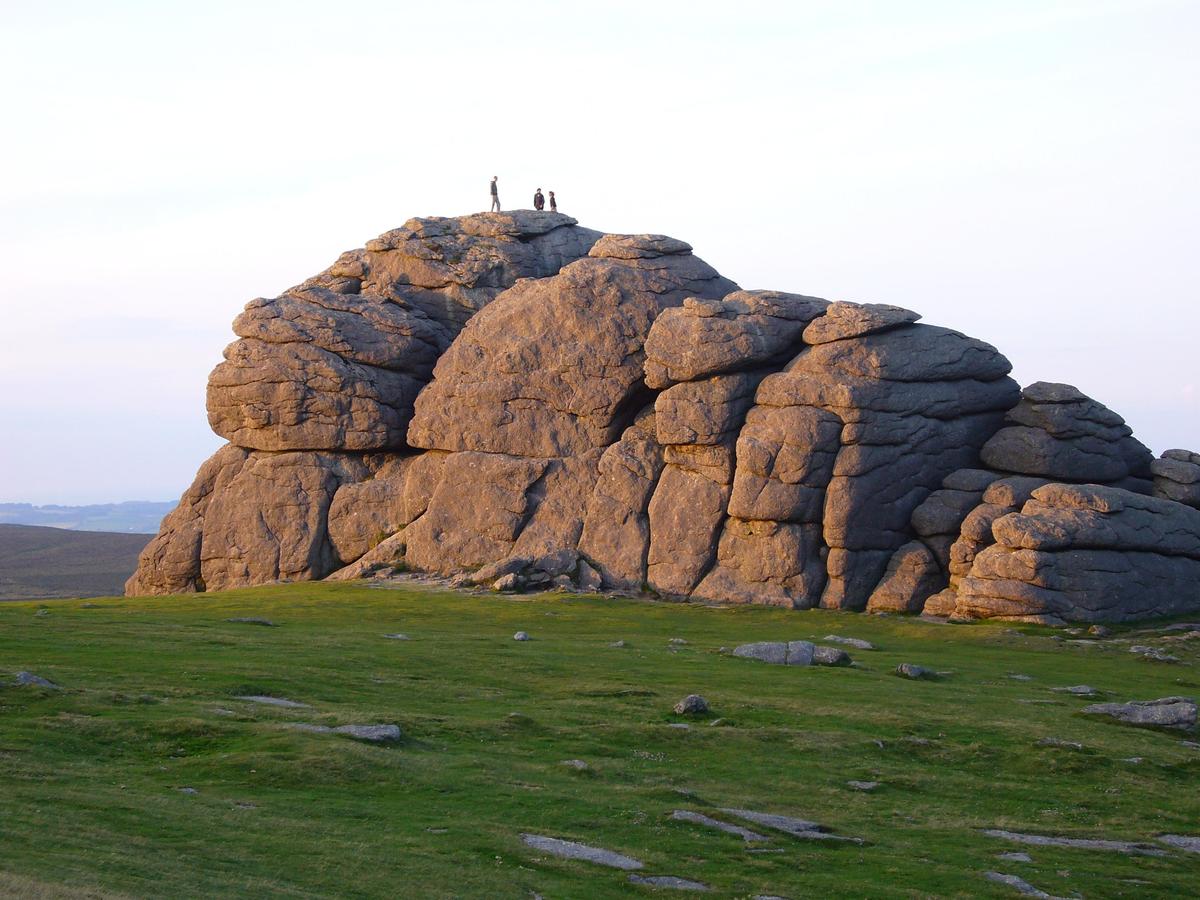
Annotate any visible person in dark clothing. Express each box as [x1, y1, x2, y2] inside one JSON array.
[[533, 188, 545, 211], [548, 191, 557, 212], [490, 176, 500, 212]]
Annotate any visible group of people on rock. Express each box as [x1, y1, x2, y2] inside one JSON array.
[[489, 176, 556, 213]]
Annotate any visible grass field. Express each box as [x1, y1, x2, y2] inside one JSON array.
[[1, 581, 1198, 898]]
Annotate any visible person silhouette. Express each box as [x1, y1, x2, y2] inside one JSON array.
[[490, 176, 500, 212], [548, 191, 557, 212], [533, 188, 545, 211]]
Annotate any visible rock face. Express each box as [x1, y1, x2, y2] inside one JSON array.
[[128, 211, 1200, 625]]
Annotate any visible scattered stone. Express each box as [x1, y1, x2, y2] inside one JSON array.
[[673, 695, 709, 716], [1158, 834, 1200, 854], [895, 663, 935, 680], [1051, 685, 1100, 696], [823, 635, 875, 650], [628, 874, 710, 891], [1007, 674, 1034, 681], [576, 560, 603, 592], [35, 608, 49, 617], [1081, 696, 1196, 732], [708, 718, 727, 727], [178, 787, 199, 795], [520, 834, 643, 870], [982, 829, 1166, 855], [670, 809, 767, 841], [513, 631, 531, 642], [494, 574, 521, 592], [609, 640, 628, 648], [13, 671, 59, 689], [382, 633, 410, 640], [732, 641, 815, 666], [1036, 738, 1084, 751], [561, 759, 589, 771], [812, 646, 852, 667], [1089, 624, 1112, 637], [334, 724, 402, 743], [720, 808, 861, 843], [1183, 740, 1200, 749], [1121, 757, 1144, 764], [235, 695, 310, 708], [669, 638, 689, 646], [983, 871, 1060, 898], [846, 780, 880, 791], [998, 852, 1033, 863], [1129, 645, 1180, 663], [226, 617, 277, 626]]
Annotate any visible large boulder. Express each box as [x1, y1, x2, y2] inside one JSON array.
[[955, 484, 1200, 622], [980, 382, 1152, 485], [207, 213, 601, 452], [1152, 449, 1200, 509]]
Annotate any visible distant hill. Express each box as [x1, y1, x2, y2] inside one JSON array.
[[0, 523, 150, 600], [0, 501, 173, 534]]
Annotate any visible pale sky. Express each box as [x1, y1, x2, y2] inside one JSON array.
[[1, 0, 1196, 504]]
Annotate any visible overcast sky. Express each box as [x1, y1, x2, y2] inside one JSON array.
[[1, 0, 1196, 504]]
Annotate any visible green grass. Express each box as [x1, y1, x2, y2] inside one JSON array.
[[1, 582, 1198, 899]]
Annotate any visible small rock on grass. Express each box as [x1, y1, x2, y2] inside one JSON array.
[[1158, 834, 1200, 853], [998, 852, 1033, 863], [670, 809, 767, 841], [382, 633, 410, 640], [560, 759, 589, 771], [178, 787, 199, 795], [1051, 685, 1099, 696], [235, 695, 310, 708], [824, 635, 875, 650], [1082, 696, 1196, 732], [628, 874, 710, 891], [1007, 674, 1034, 681], [982, 829, 1165, 856], [1088, 624, 1112, 637], [673, 694, 709, 715], [14, 671, 60, 689], [226, 617, 277, 626], [520, 834, 642, 870], [983, 871, 1060, 898], [1129, 645, 1180, 663], [513, 631, 531, 641], [846, 780, 880, 791], [812, 646, 852, 667], [1036, 738, 1084, 750], [895, 663, 935, 680], [720, 808, 861, 843], [609, 640, 628, 648]]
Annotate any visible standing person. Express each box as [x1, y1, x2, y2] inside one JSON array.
[[490, 176, 500, 212], [533, 187, 544, 211], [548, 190, 557, 212]]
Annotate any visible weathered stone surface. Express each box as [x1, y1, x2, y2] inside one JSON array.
[[644, 291, 827, 388], [628, 874, 711, 891], [802, 301, 920, 345], [127, 444, 250, 595], [956, 485, 1200, 622], [578, 414, 664, 590], [409, 237, 736, 458], [646, 463, 730, 596], [866, 541, 944, 613], [693, 519, 825, 608], [731, 641, 815, 666], [673, 694, 710, 715], [197, 451, 375, 591], [982, 829, 1166, 856], [14, 671, 60, 689], [812, 646, 852, 666], [980, 382, 1152, 483], [326, 455, 414, 563], [403, 452, 549, 573], [719, 809, 860, 843], [324, 531, 407, 581], [670, 810, 767, 841], [1152, 449, 1200, 508], [1082, 697, 1196, 732], [655, 372, 765, 446], [520, 834, 643, 870]]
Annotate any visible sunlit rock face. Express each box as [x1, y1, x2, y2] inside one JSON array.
[[129, 212, 1200, 624]]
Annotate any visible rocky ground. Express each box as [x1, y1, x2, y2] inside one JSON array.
[[126, 210, 1200, 626], [3, 581, 1198, 898]]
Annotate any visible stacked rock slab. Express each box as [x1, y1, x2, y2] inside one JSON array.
[[129, 213, 601, 594], [128, 212, 1200, 625], [954, 484, 1200, 623], [1152, 449, 1200, 509]]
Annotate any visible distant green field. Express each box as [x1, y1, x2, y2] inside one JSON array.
[[1, 581, 1197, 899]]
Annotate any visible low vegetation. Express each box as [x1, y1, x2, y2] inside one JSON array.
[[1, 581, 1198, 898]]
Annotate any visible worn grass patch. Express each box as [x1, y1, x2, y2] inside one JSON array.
[[1, 582, 1198, 898]]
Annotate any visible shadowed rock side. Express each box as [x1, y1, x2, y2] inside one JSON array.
[[128, 212, 1200, 623]]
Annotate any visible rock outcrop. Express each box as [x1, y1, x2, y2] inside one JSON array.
[[127, 211, 1200, 625]]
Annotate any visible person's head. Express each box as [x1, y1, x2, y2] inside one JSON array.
[[492, 175, 497, 181], [536, 187, 542, 192], [549, 191, 555, 197]]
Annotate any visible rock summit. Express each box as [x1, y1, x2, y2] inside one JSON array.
[[128, 211, 1200, 624]]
